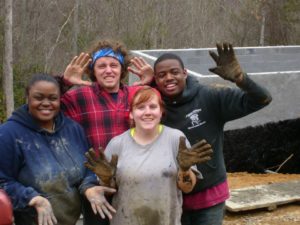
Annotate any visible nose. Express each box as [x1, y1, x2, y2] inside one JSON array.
[[105, 65, 113, 73], [41, 99, 51, 106], [165, 72, 174, 80], [144, 106, 152, 114]]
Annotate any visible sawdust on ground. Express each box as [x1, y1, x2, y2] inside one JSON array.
[[224, 172, 300, 225]]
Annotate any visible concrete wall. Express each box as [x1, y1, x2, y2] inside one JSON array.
[[130, 46, 300, 130]]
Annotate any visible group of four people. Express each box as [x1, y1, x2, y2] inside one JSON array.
[[0, 39, 272, 225]]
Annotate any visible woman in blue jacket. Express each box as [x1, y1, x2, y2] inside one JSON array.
[[0, 73, 115, 225]]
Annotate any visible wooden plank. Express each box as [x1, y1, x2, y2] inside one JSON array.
[[226, 180, 300, 212]]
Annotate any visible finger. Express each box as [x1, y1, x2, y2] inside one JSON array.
[[209, 67, 222, 76], [209, 51, 219, 64], [89, 148, 98, 158], [110, 154, 118, 167], [76, 53, 87, 65], [38, 212, 43, 225], [190, 139, 207, 150], [229, 43, 234, 55], [195, 148, 213, 158], [84, 161, 95, 172], [79, 80, 93, 86], [42, 212, 48, 225], [178, 136, 187, 151], [140, 75, 153, 85], [46, 214, 54, 225], [195, 155, 212, 164], [69, 55, 79, 66], [216, 43, 223, 57], [90, 202, 98, 215], [85, 151, 97, 166], [102, 186, 117, 194], [50, 212, 57, 224], [101, 205, 113, 220], [104, 201, 116, 214], [98, 150, 107, 161], [132, 81, 143, 86], [223, 42, 229, 53], [131, 57, 144, 68], [128, 67, 141, 76], [95, 204, 106, 219], [78, 53, 91, 67]]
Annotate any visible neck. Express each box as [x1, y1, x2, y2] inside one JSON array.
[[40, 120, 55, 132], [133, 125, 160, 145]]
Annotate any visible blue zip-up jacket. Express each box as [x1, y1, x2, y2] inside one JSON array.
[[0, 105, 98, 224], [162, 74, 272, 193]]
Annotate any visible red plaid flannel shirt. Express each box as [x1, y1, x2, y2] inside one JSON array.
[[61, 83, 140, 152]]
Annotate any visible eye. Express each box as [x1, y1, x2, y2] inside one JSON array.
[[34, 96, 44, 101], [97, 64, 106, 69], [49, 96, 59, 101], [111, 63, 119, 68], [156, 73, 166, 79], [136, 105, 145, 110], [149, 104, 159, 109], [171, 69, 180, 75]]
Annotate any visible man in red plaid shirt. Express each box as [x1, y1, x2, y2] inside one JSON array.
[[56, 39, 153, 225], [59, 39, 153, 152]]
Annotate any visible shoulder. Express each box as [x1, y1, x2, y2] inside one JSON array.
[[64, 84, 96, 97], [163, 125, 186, 138]]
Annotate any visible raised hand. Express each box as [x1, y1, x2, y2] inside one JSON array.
[[209, 43, 244, 83], [63, 52, 92, 86], [128, 57, 154, 86], [177, 136, 213, 171], [84, 148, 118, 188], [28, 196, 57, 225], [85, 186, 116, 220]]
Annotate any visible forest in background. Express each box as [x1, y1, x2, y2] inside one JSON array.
[[1, 0, 300, 120]]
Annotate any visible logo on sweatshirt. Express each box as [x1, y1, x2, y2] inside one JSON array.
[[186, 109, 206, 129]]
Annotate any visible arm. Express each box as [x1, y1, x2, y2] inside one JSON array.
[[128, 57, 154, 86], [177, 169, 197, 193], [176, 136, 213, 193], [208, 43, 272, 121], [53, 53, 92, 95], [84, 186, 116, 220], [84, 148, 118, 189], [0, 135, 40, 209], [209, 42, 272, 105]]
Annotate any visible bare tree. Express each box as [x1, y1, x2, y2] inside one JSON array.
[[3, 0, 14, 117], [72, 0, 79, 55]]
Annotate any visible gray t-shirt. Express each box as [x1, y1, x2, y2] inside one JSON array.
[[104, 125, 189, 225]]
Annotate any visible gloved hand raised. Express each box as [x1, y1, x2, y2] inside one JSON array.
[[177, 137, 213, 171], [209, 43, 244, 83], [84, 148, 118, 188]]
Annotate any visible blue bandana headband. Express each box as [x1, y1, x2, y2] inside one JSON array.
[[90, 48, 124, 69]]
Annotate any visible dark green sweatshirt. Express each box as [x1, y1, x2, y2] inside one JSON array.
[[161, 74, 272, 193]]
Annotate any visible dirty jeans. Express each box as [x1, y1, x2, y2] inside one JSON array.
[[181, 202, 225, 225]]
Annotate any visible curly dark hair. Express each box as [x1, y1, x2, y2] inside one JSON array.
[[87, 39, 132, 82]]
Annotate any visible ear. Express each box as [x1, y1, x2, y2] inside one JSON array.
[[129, 112, 133, 120], [183, 69, 188, 79]]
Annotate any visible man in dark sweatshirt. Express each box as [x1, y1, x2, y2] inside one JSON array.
[[152, 43, 272, 225]]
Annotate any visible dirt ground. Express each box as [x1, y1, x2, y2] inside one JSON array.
[[224, 172, 300, 225]]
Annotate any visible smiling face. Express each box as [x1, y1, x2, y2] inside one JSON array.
[[27, 81, 60, 130], [93, 56, 122, 92], [130, 88, 163, 133], [154, 59, 187, 100]]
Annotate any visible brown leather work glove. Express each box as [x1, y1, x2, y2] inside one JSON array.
[[84, 148, 118, 188], [177, 137, 213, 171], [209, 43, 244, 83]]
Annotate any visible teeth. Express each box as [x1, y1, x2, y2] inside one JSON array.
[[166, 83, 176, 88]]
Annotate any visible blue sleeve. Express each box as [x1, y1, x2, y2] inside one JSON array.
[[0, 126, 40, 209], [74, 124, 99, 195]]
